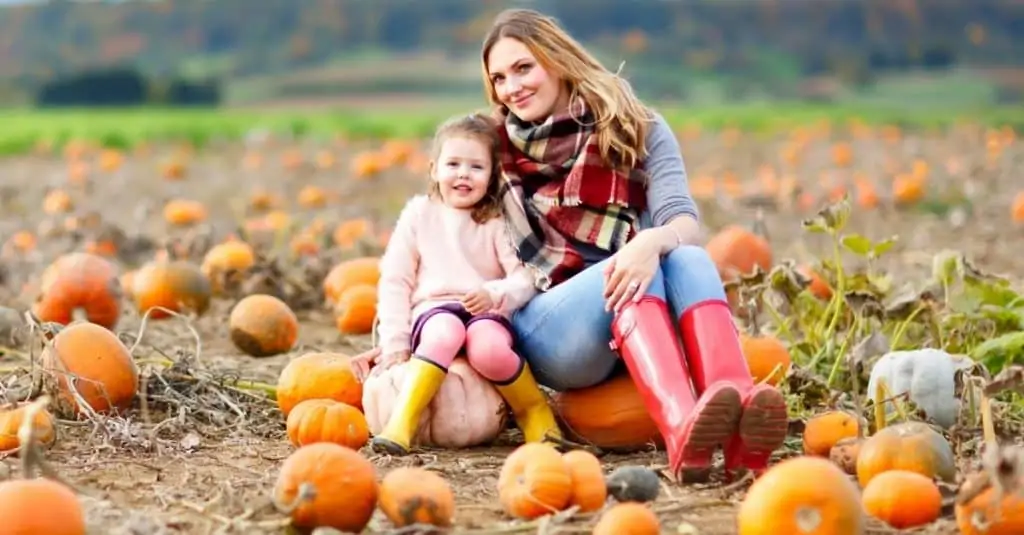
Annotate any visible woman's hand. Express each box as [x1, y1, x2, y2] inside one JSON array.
[[602, 229, 663, 312]]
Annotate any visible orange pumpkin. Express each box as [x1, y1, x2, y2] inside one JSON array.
[[862, 470, 941, 529], [740, 333, 791, 386], [132, 260, 212, 319], [42, 322, 138, 416], [272, 443, 378, 532], [32, 252, 122, 330], [803, 411, 860, 457], [799, 264, 832, 300], [285, 399, 368, 449], [955, 469, 1024, 535], [0, 478, 86, 535], [163, 199, 207, 226], [562, 450, 607, 513], [363, 358, 506, 449], [855, 422, 956, 487], [378, 467, 455, 529], [706, 225, 773, 282], [593, 502, 661, 535], [737, 456, 865, 535], [323, 257, 379, 304], [200, 240, 255, 294], [0, 402, 57, 453], [228, 294, 299, 357], [334, 284, 377, 335], [276, 352, 363, 416], [497, 443, 573, 519], [552, 372, 663, 451]]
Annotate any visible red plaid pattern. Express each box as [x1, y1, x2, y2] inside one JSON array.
[[497, 102, 647, 289]]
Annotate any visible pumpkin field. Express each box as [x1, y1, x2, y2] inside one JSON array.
[[0, 105, 1022, 534]]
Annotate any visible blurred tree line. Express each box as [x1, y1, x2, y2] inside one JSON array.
[[1, 0, 1022, 105]]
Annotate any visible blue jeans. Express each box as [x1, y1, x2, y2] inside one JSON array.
[[510, 245, 728, 391]]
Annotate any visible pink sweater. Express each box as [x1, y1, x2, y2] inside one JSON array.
[[376, 195, 538, 356]]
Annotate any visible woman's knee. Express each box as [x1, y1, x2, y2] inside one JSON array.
[[464, 320, 521, 382], [661, 244, 727, 310], [415, 313, 467, 367]]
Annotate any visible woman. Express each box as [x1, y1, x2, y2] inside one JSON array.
[[481, 8, 788, 479]]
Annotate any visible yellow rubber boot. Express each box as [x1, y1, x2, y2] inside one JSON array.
[[370, 357, 447, 455], [495, 363, 562, 444]]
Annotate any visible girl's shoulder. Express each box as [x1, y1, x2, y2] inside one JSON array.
[[396, 194, 435, 222]]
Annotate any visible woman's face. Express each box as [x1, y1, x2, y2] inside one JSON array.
[[486, 37, 566, 123]]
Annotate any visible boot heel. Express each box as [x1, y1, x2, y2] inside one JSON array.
[[674, 384, 743, 473], [725, 385, 789, 475], [370, 436, 411, 456]]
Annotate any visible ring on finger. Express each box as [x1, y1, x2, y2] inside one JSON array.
[[628, 280, 641, 291]]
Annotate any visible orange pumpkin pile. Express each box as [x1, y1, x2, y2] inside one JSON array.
[[324, 256, 380, 335]]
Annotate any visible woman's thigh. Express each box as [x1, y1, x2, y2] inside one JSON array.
[[660, 245, 728, 318], [511, 259, 620, 391]]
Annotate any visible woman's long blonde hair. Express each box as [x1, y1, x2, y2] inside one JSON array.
[[481, 8, 653, 172]]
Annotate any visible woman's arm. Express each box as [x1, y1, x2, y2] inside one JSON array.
[[482, 226, 539, 315], [641, 112, 702, 253], [375, 197, 423, 356]]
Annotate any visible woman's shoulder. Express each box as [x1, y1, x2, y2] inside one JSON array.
[[641, 109, 675, 153]]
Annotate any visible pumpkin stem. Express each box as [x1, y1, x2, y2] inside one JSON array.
[[979, 388, 996, 446], [872, 378, 887, 433]]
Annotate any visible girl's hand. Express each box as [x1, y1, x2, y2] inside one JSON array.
[[462, 288, 495, 315], [350, 347, 381, 382], [602, 230, 662, 313], [366, 349, 411, 379]]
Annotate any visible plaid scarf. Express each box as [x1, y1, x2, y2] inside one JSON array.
[[497, 102, 647, 290]]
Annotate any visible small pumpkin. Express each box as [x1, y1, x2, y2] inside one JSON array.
[[362, 357, 506, 449], [323, 256, 380, 304], [737, 456, 865, 535], [740, 333, 791, 386], [706, 225, 773, 282], [862, 470, 942, 529], [497, 443, 573, 519], [593, 502, 660, 535], [334, 284, 377, 335], [855, 421, 956, 487], [276, 352, 363, 416], [228, 294, 299, 357], [551, 372, 663, 452], [285, 399, 368, 450], [42, 321, 138, 416], [562, 450, 606, 513], [163, 199, 207, 226], [0, 402, 57, 453], [200, 239, 255, 294], [0, 478, 86, 535], [132, 260, 212, 319], [955, 467, 1024, 535], [803, 411, 860, 457], [378, 467, 455, 529], [272, 442, 378, 532], [798, 264, 832, 300], [32, 252, 122, 330]]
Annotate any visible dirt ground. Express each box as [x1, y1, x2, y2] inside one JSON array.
[[0, 125, 1020, 534]]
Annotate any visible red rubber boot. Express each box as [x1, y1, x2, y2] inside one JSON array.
[[679, 299, 789, 477], [611, 296, 743, 479]]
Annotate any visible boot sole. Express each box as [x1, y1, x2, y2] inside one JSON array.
[[370, 436, 411, 456], [735, 387, 789, 465], [676, 385, 743, 472]]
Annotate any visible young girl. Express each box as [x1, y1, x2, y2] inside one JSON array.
[[364, 112, 562, 455]]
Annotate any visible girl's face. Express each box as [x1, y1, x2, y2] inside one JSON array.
[[431, 135, 492, 210], [487, 37, 567, 123]]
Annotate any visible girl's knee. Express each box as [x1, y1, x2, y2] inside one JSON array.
[[415, 313, 467, 367], [465, 320, 521, 382]]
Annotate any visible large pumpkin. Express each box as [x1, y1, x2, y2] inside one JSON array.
[[362, 357, 506, 448], [551, 372, 663, 451], [131, 260, 212, 319], [277, 352, 363, 416], [855, 421, 956, 487], [0, 478, 86, 535], [323, 257, 380, 305], [32, 252, 122, 330], [0, 402, 57, 453], [41, 321, 138, 416]]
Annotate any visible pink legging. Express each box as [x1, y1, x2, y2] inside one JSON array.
[[415, 314, 522, 383]]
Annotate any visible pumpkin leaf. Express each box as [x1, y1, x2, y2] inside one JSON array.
[[969, 331, 1024, 371], [931, 249, 962, 288], [802, 195, 850, 235], [871, 236, 898, 258], [841, 234, 873, 257]]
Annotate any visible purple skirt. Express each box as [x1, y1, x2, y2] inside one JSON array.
[[410, 302, 513, 350]]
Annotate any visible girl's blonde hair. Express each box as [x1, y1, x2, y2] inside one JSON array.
[[481, 8, 653, 172], [428, 112, 504, 224]]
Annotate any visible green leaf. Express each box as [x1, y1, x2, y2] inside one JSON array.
[[841, 234, 872, 256], [871, 236, 898, 258], [969, 331, 1024, 371]]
